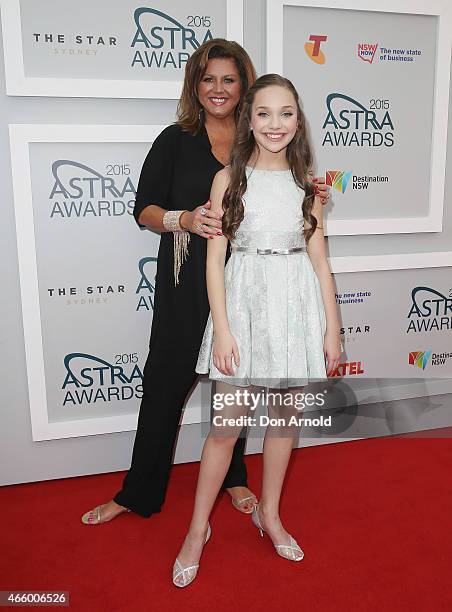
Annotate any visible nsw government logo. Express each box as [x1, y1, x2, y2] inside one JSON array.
[[131, 8, 215, 70], [49, 160, 136, 220], [62, 352, 143, 406], [357, 43, 422, 64], [322, 93, 394, 148], [357, 43, 378, 64], [336, 290, 372, 306], [304, 35, 327, 64], [406, 286, 452, 333]]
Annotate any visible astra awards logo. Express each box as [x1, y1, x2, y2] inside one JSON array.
[[322, 93, 394, 147], [136, 257, 158, 311], [406, 286, 452, 333], [335, 290, 372, 306], [326, 170, 352, 193], [358, 43, 378, 64], [49, 160, 136, 219], [304, 35, 327, 64], [329, 360, 365, 377], [408, 350, 452, 370], [62, 352, 143, 406], [131, 8, 214, 69]]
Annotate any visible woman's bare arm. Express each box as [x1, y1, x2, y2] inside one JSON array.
[[137, 205, 169, 232]]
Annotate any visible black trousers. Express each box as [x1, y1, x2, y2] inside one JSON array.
[[114, 344, 248, 518]]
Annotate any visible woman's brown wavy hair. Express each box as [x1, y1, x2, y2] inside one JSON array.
[[222, 74, 318, 244], [176, 39, 257, 134]]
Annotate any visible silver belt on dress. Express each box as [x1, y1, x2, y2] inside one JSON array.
[[231, 245, 307, 255]]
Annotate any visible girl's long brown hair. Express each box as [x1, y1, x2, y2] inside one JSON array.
[[177, 39, 257, 134], [222, 74, 318, 244]]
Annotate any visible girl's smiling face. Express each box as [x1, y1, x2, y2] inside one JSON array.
[[250, 85, 298, 154]]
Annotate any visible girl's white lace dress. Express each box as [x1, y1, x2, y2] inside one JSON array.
[[195, 166, 328, 388]]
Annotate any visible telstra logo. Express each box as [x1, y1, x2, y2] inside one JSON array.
[[304, 35, 327, 64]]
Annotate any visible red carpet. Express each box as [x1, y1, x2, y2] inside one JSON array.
[[1, 431, 452, 611]]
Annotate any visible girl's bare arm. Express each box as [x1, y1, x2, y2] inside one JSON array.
[[205, 169, 230, 334], [305, 196, 341, 338]]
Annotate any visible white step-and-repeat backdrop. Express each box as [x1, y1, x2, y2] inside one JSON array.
[[2, 0, 451, 441]]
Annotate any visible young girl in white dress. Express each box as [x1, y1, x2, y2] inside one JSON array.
[[172, 74, 342, 587]]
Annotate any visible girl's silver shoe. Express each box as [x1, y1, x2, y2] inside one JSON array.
[[172, 524, 211, 588], [251, 505, 304, 562]]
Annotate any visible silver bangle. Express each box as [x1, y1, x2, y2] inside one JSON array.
[[163, 210, 186, 232]]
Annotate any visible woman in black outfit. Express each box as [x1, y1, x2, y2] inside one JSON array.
[[82, 39, 328, 524]]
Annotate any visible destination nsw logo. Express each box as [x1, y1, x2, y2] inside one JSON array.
[[49, 160, 136, 219], [326, 170, 352, 193], [406, 286, 452, 333], [408, 350, 452, 369], [62, 352, 143, 406], [131, 8, 214, 69], [408, 350, 432, 370], [322, 93, 394, 147], [326, 170, 389, 193]]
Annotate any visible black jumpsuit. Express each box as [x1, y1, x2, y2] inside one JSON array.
[[113, 123, 248, 517]]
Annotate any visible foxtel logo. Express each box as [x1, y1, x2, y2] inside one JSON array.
[[329, 361, 365, 377]]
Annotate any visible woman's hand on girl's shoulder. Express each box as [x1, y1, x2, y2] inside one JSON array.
[[308, 170, 330, 205], [213, 331, 240, 376], [180, 200, 223, 239]]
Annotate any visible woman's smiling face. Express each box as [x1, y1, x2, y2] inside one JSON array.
[[198, 58, 242, 120]]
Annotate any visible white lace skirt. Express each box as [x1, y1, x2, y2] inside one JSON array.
[[195, 251, 328, 389]]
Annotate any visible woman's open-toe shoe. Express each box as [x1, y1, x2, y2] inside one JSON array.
[[232, 494, 258, 514], [81, 504, 131, 525]]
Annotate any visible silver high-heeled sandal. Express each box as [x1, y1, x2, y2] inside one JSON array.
[[252, 505, 304, 562], [172, 524, 212, 588], [81, 503, 131, 525], [231, 494, 258, 514]]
